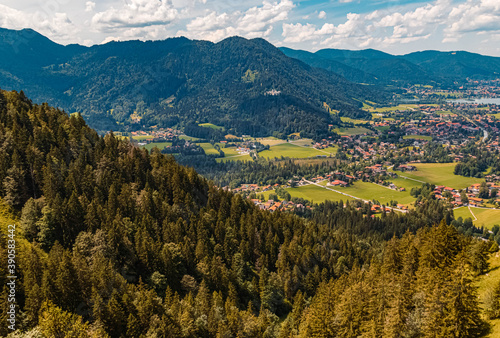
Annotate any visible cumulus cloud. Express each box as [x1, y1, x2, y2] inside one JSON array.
[[178, 0, 295, 41], [282, 0, 500, 50], [444, 0, 500, 41], [0, 4, 79, 44], [91, 0, 179, 32], [85, 1, 96, 12], [318, 10, 326, 19]]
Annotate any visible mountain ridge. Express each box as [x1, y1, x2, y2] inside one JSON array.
[[0, 28, 386, 137], [280, 46, 500, 86]]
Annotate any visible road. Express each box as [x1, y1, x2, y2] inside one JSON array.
[[483, 129, 489, 143]]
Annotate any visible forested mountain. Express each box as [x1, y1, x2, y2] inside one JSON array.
[[281, 47, 500, 86], [0, 28, 387, 136], [0, 89, 493, 337], [403, 50, 500, 82]]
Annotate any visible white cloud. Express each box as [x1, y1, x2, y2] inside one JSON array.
[[281, 0, 500, 50], [0, 4, 79, 44], [178, 0, 294, 41], [91, 0, 179, 32], [282, 23, 318, 43], [85, 1, 95, 13], [444, 0, 500, 41], [318, 10, 326, 19]]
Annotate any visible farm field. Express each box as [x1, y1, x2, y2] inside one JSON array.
[[340, 117, 370, 125], [366, 104, 419, 113], [141, 142, 172, 151], [220, 146, 241, 157], [339, 181, 416, 205], [199, 123, 224, 130], [132, 135, 154, 141], [453, 207, 500, 229], [375, 126, 391, 133], [391, 163, 484, 190], [290, 139, 314, 147], [216, 154, 252, 162], [476, 254, 500, 337], [259, 143, 334, 159], [254, 137, 286, 146], [334, 127, 373, 135], [179, 135, 201, 141], [403, 135, 433, 141], [263, 184, 356, 204], [389, 177, 423, 191], [199, 143, 220, 155], [321, 146, 338, 154]]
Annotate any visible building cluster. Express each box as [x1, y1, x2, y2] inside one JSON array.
[[249, 199, 309, 212], [131, 128, 182, 142]]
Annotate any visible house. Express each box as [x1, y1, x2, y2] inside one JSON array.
[[330, 180, 348, 187], [469, 197, 483, 205], [398, 164, 417, 171]]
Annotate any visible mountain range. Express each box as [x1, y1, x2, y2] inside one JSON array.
[[0, 27, 499, 137], [0, 28, 386, 137], [280, 47, 500, 86]]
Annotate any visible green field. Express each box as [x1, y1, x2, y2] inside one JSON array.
[[322, 146, 338, 154], [259, 143, 334, 159], [392, 163, 484, 190], [255, 137, 285, 146], [389, 177, 424, 192], [199, 143, 220, 155], [340, 117, 370, 125], [290, 139, 314, 147], [141, 142, 172, 151], [263, 181, 415, 205], [132, 135, 154, 141], [220, 146, 241, 157], [199, 123, 224, 130], [375, 126, 390, 132], [366, 104, 419, 113], [492, 113, 500, 120], [340, 181, 416, 205], [179, 135, 201, 141], [264, 184, 355, 204], [403, 135, 433, 141], [453, 207, 500, 229], [216, 154, 252, 162], [334, 127, 373, 136]]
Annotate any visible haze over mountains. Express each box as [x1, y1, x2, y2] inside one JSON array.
[[280, 47, 500, 87], [0, 27, 499, 136]]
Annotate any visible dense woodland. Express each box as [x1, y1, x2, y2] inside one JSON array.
[[454, 143, 500, 178], [0, 89, 495, 337]]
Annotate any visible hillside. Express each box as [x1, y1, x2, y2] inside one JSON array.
[[0, 28, 387, 136], [0, 88, 493, 337], [281, 47, 500, 86]]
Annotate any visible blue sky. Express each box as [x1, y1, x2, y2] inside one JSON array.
[[1, 0, 500, 56]]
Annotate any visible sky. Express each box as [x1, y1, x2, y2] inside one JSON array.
[[0, 0, 500, 56]]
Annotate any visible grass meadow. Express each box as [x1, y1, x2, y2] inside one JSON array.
[[392, 163, 484, 190]]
